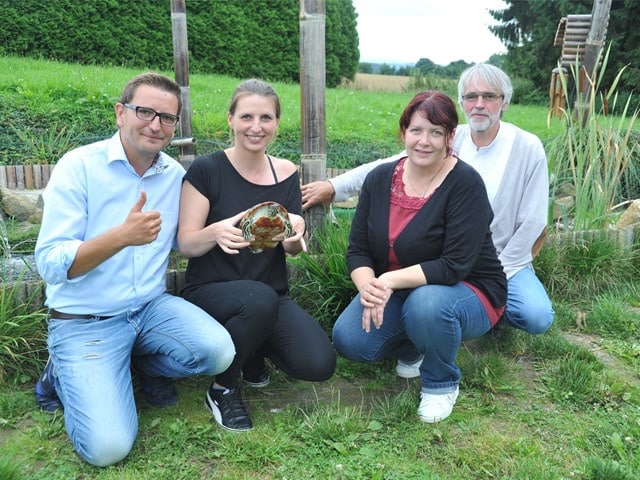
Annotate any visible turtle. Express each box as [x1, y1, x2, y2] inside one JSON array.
[[240, 201, 294, 253]]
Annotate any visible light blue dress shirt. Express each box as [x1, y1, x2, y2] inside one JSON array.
[[35, 132, 185, 315]]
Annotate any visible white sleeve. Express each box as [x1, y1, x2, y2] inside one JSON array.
[[329, 151, 405, 202]]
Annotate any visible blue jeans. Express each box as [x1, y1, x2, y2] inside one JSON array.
[[503, 265, 554, 334], [46, 293, 235, 467], [332, 283, 492, 394]]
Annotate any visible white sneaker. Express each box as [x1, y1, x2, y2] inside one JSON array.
[[417, 387, 459, 423], [395, 355, 424, 378]]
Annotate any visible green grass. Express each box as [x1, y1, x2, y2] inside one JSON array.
[[1, 56, 640, 478], [0, 55, 563, 168]]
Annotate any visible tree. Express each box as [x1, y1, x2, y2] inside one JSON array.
[[326, 0, 359, 86], [415, 58, 438, 76], [489, 0, 640, 103], [0, 0, 360, 88], [358, 62, 374, 74], [489, 0, 591, 102], [379, 63, 396, 75]]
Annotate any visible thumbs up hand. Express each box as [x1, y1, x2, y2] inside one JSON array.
[[123, 191, 162, 246]]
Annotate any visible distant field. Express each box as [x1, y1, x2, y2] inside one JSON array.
[[344, 73, 411, 92]]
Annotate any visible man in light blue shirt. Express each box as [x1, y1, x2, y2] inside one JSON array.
[[34, 72, 235, 467]]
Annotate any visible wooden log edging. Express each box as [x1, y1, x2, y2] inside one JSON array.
[[0, 165, 350, 190], [547, 224, 638, 250], [6, 269, 188, 312], [0, 165, 55, 190]]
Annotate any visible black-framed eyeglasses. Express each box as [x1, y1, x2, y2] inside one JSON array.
[[123, 103, 180, 127], [461, 93, 504, 103]]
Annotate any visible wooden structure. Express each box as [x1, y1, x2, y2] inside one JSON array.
[[0, 164, 352, 191], [299, 0, 327, 237], [170, 0, 196, 168], [550, 14, 594, 116], [0, 164, 53, 190], [554, 14, 595, 67], [550, 0, 611, 118]]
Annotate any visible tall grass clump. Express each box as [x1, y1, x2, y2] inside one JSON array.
[[12, 122, 81, 165], [288, 215, 355, 333], [547, 47, 640, 231], [0, 277, 47, 384], [534, 235, 638, 301]]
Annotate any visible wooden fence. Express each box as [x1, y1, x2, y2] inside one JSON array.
[[0, 164, 350, 190], [7, 269, 188, 312], [0, 165, 54, 190]]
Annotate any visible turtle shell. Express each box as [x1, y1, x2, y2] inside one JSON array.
[[240, 201, 294, 253]]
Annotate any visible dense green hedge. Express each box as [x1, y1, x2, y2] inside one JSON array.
[[0, 0, 358, 88]]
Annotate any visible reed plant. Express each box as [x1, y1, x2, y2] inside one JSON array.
[[0, 273, 47, 385], [288, 214, 355, 332], [547, 47, 640, 231]]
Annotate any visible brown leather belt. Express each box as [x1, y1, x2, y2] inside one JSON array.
[[49, 309, 113, 320]]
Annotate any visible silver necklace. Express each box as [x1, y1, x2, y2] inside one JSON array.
[[405, 160, 447, 198]]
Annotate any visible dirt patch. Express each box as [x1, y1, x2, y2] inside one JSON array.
[[242, 372, 409, 416]]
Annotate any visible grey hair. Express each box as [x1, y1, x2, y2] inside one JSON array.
[[457, 63, 513, 105]]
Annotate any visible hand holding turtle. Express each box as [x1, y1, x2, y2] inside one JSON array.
[[283, 213, 307, 254], [212, 210, 251, 255]]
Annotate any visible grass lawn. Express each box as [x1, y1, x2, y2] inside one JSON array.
[[2, 326, 639, 479]]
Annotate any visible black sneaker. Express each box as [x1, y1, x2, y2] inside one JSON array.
[[34, 357, 63, 412], [205, 386, 253, 432], [136, 369, 178, 407], [242, 368, 270, 388]]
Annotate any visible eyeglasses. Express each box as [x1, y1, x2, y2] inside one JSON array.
[[461, 93, 504, 103], [123, 103, 180, 127]]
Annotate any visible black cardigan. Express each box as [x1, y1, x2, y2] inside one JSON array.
[[347, 158, 507, 308]]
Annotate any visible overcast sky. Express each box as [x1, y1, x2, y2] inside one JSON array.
[[351, 0, 508, 66]]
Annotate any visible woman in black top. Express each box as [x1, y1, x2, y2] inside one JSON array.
[[332, 91, 507, 424], [178, 79, 336, 432]]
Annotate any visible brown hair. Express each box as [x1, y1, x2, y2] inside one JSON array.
[[228, 78, 281, 119], [398, 91, 458, 157], [119, 72, 182, 114]]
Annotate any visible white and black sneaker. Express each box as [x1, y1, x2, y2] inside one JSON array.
[[205, 386, 253, 432]]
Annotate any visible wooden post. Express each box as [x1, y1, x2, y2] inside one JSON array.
[[299, 0, 327, 242], [549, 67, 566, 118], [577, 0, 612, 123], [171, 0, 196, 169]]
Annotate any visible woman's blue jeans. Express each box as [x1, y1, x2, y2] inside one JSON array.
[[47, 293, 235, 467], [332, 283, 492, 394]]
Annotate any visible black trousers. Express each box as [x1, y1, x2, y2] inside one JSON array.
[[182, 279, 336, 388]]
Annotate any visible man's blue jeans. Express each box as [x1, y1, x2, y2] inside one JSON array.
[[332, 283, 492, 394], [503, 265, 554, 334], [47, 293, 235, 467]]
